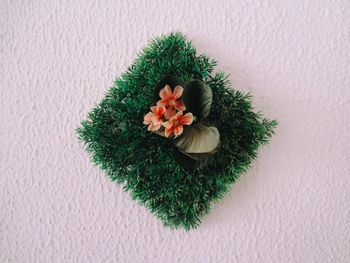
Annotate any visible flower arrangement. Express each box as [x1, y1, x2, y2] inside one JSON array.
[[143, 84, 193, 137], [77, 32, 276, 229], [142, 75, 222, 169]]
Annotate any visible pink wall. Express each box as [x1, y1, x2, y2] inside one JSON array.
[[1, 0, 349, 262]]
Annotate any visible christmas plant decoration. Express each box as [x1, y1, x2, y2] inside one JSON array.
[[77, 32, 277, 229]]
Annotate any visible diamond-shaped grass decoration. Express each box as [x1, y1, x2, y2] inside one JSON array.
[[77, 32, 276, 230]]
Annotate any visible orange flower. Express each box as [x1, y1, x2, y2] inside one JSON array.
[[163, 111, 193, 137], [157, 85, 186, 119], [143, 105, 166, 131]]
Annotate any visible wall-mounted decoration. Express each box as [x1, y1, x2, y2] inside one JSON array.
[[77, 32, 277, 229]]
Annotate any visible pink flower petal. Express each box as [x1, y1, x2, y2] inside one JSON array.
[[147, 122, 155, 131], [173, 86, 183, 99], [157, 105, 166, 116], [159, 85, 172, 99], [180, 113, 193, 125], [164, 127, 174, 137], [174, 111, 183, 119], [152, 123, 161, 131], [164, 107, 175, 120], [143, 112, 153, 125], [174, 125, 183, 137], [174, 100, 186, 111], [162, 120, 173, 129], [157, 100, 167, 107], [150, 106, 158, 113], [152, 117, 162, 126]]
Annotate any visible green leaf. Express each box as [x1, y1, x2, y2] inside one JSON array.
[[173, 123, 220, 169], [176, 149, 217, 161], [173, 146, 209, 169], [174, 123, 220, 154], [183, 79, 212, 120], [154, 75, 182, 102]]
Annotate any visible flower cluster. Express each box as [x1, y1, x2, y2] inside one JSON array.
[[143, 85, 193, 137]]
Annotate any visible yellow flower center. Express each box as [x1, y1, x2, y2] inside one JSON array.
[[173, 120, 180, 127]]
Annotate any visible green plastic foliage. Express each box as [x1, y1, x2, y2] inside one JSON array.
[[173, 146, 208, 170], [174, 78, 219, 168], [77, 32, 277, 230], [182, 79, 212, 120], [175, 123, 220, 155], [173, 123, 220, 169], [154, 76, 219, 169]]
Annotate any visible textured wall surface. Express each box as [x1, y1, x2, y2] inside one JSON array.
[[1, 0, 350, 262]]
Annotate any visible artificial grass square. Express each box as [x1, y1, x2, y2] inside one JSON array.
[[77, 32, 276, 229]]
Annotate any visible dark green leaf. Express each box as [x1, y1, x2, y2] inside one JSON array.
[[173, 146, 209, 169], [174, 123, 220, 154], [183, 79, 212, 120], [176, 148, 218, 161]]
